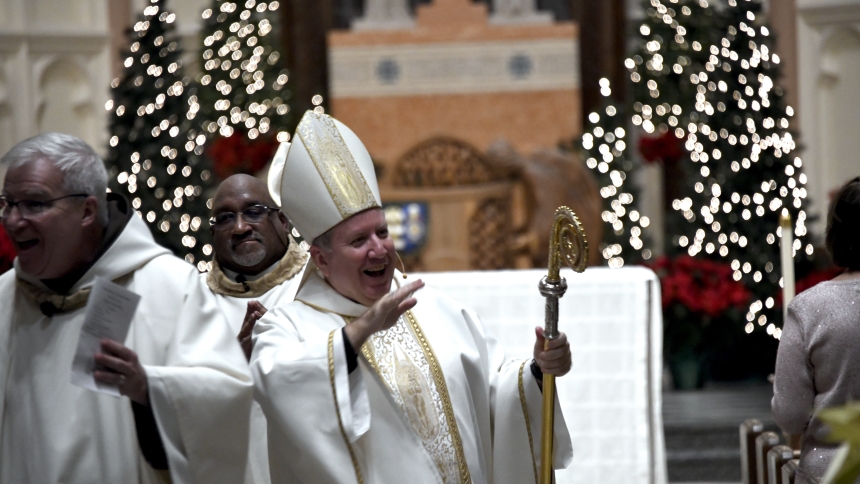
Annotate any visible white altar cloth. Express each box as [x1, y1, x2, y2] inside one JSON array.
[[413, 266, 667, 484]]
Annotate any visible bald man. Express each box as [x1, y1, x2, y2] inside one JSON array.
[[204, 174, 308, 484]]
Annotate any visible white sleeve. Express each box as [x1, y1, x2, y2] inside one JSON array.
[[146, 270, 254, 484], [463, 310, 573, 484]]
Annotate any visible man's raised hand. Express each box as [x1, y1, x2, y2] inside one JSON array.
[[239, 300, 267, 361], [344, 279, 425, 349]]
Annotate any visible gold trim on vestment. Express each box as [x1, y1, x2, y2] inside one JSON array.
[[403, 310, 471, 484], [16, 273, 132, 316], [206, 235, 307, 298], [327, 330, 364, 484], [357, 310, 471, 484], [295, 112, 378, 218], [519, 361, 539, 484]]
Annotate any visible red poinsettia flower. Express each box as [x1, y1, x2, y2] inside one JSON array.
[[638, 131, 685, 164], [652, 255, 751, 317], [207, 133, 279, 180]]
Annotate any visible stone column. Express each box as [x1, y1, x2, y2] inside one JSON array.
[[281, 0, 332, 114], [352, 0, 414, 30]]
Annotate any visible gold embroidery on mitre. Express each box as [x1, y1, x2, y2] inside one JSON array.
[[296, 112, 378, 218], [361, 312, 470, 484]]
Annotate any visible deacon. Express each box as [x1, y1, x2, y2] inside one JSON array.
[[250, 111, 573, 484], [205, 174, 308, 483], [0, 133, 253, 483]]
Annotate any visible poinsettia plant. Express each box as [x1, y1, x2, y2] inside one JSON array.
[[651, 255, 752, 387], [0, 224, 15, 275], [207, 132, 279, 180]]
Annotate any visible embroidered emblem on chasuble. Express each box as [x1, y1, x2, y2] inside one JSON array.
[[361, 311, 471, 484], [296, 113, 378, 218]]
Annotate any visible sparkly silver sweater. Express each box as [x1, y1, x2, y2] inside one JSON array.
[[772, 278, 860, 484]]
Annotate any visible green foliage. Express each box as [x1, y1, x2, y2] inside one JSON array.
[[819, 402, 860, 484], [105, 0, 217, 270]]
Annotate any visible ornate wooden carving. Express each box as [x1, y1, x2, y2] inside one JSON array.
[[487, 141, 603, 266], [392, 136, 516, 187], [468, 197, 513, 269]]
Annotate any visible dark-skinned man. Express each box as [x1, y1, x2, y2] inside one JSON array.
[[0, 133, 253, 483], [204, 173, 308, 484], [248, 111, 573, 484]]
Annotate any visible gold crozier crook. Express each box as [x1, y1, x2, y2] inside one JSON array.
[[538, 206, 587, 484]]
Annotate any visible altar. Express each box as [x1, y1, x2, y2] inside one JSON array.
[[414, 266, 667, 484]]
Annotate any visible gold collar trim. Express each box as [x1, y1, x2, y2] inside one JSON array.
[[207, 236, 308, 298], [16, 273, 132, 317]]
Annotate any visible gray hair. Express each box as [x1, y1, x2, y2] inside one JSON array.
[[1, 133, 109, 225], [312, 227, 334, 252]]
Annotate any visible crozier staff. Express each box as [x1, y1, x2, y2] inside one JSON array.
[[249, 111, 574, 484], [0, 133, 252, 484]]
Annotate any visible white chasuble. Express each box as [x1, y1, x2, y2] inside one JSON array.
[[204, 257, 306, 484], [362, 312, 467, 483], [250, 267, 572, 484], [0, 215, 253, 484]]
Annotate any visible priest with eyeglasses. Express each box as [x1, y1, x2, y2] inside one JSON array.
[[0, 133, 253, 484], [204, 173, 308, 484]]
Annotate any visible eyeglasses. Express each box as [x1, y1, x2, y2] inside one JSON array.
[[209, 204, 278, 230], [0, 194, 89, 220]]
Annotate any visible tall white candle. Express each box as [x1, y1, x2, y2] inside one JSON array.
[[780, 208, 795, 321]]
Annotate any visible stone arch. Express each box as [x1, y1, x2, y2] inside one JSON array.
[[37, 59, 96, 146]]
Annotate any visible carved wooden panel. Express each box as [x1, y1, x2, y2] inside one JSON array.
[[392, 136, 515, 187], [468, 196, 513, 269]]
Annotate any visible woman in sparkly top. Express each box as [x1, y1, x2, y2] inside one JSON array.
[[772, 177, 860, 484]]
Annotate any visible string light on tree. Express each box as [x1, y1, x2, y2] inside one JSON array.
[[677, 0, 811, 339], [580, 78, 651, 268], [197, 0, 295, 142], [625, 0, 811, 338], [105, 0, 219, 271]]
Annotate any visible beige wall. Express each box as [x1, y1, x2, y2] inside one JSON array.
[[333, 89, 580, 167], [329, 0, 581, 170]]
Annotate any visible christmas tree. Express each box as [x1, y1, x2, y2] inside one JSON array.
[[675, 0, 811, 337], [625, 0, 811, 336], [195, 0, 296, 178], [626, 0, 721, 247], [578, 81, 652, 268], [105, 0, 218, 272]]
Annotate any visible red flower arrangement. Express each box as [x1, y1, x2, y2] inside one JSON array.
[[0, 224, 15, 275], [207, 133, 279, 180], [651, 255, 754, 388], [651, 255, 752, 317], [638, 131, 685, 165]]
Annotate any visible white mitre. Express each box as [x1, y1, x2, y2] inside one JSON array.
[[267, 110, 381, 242]]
